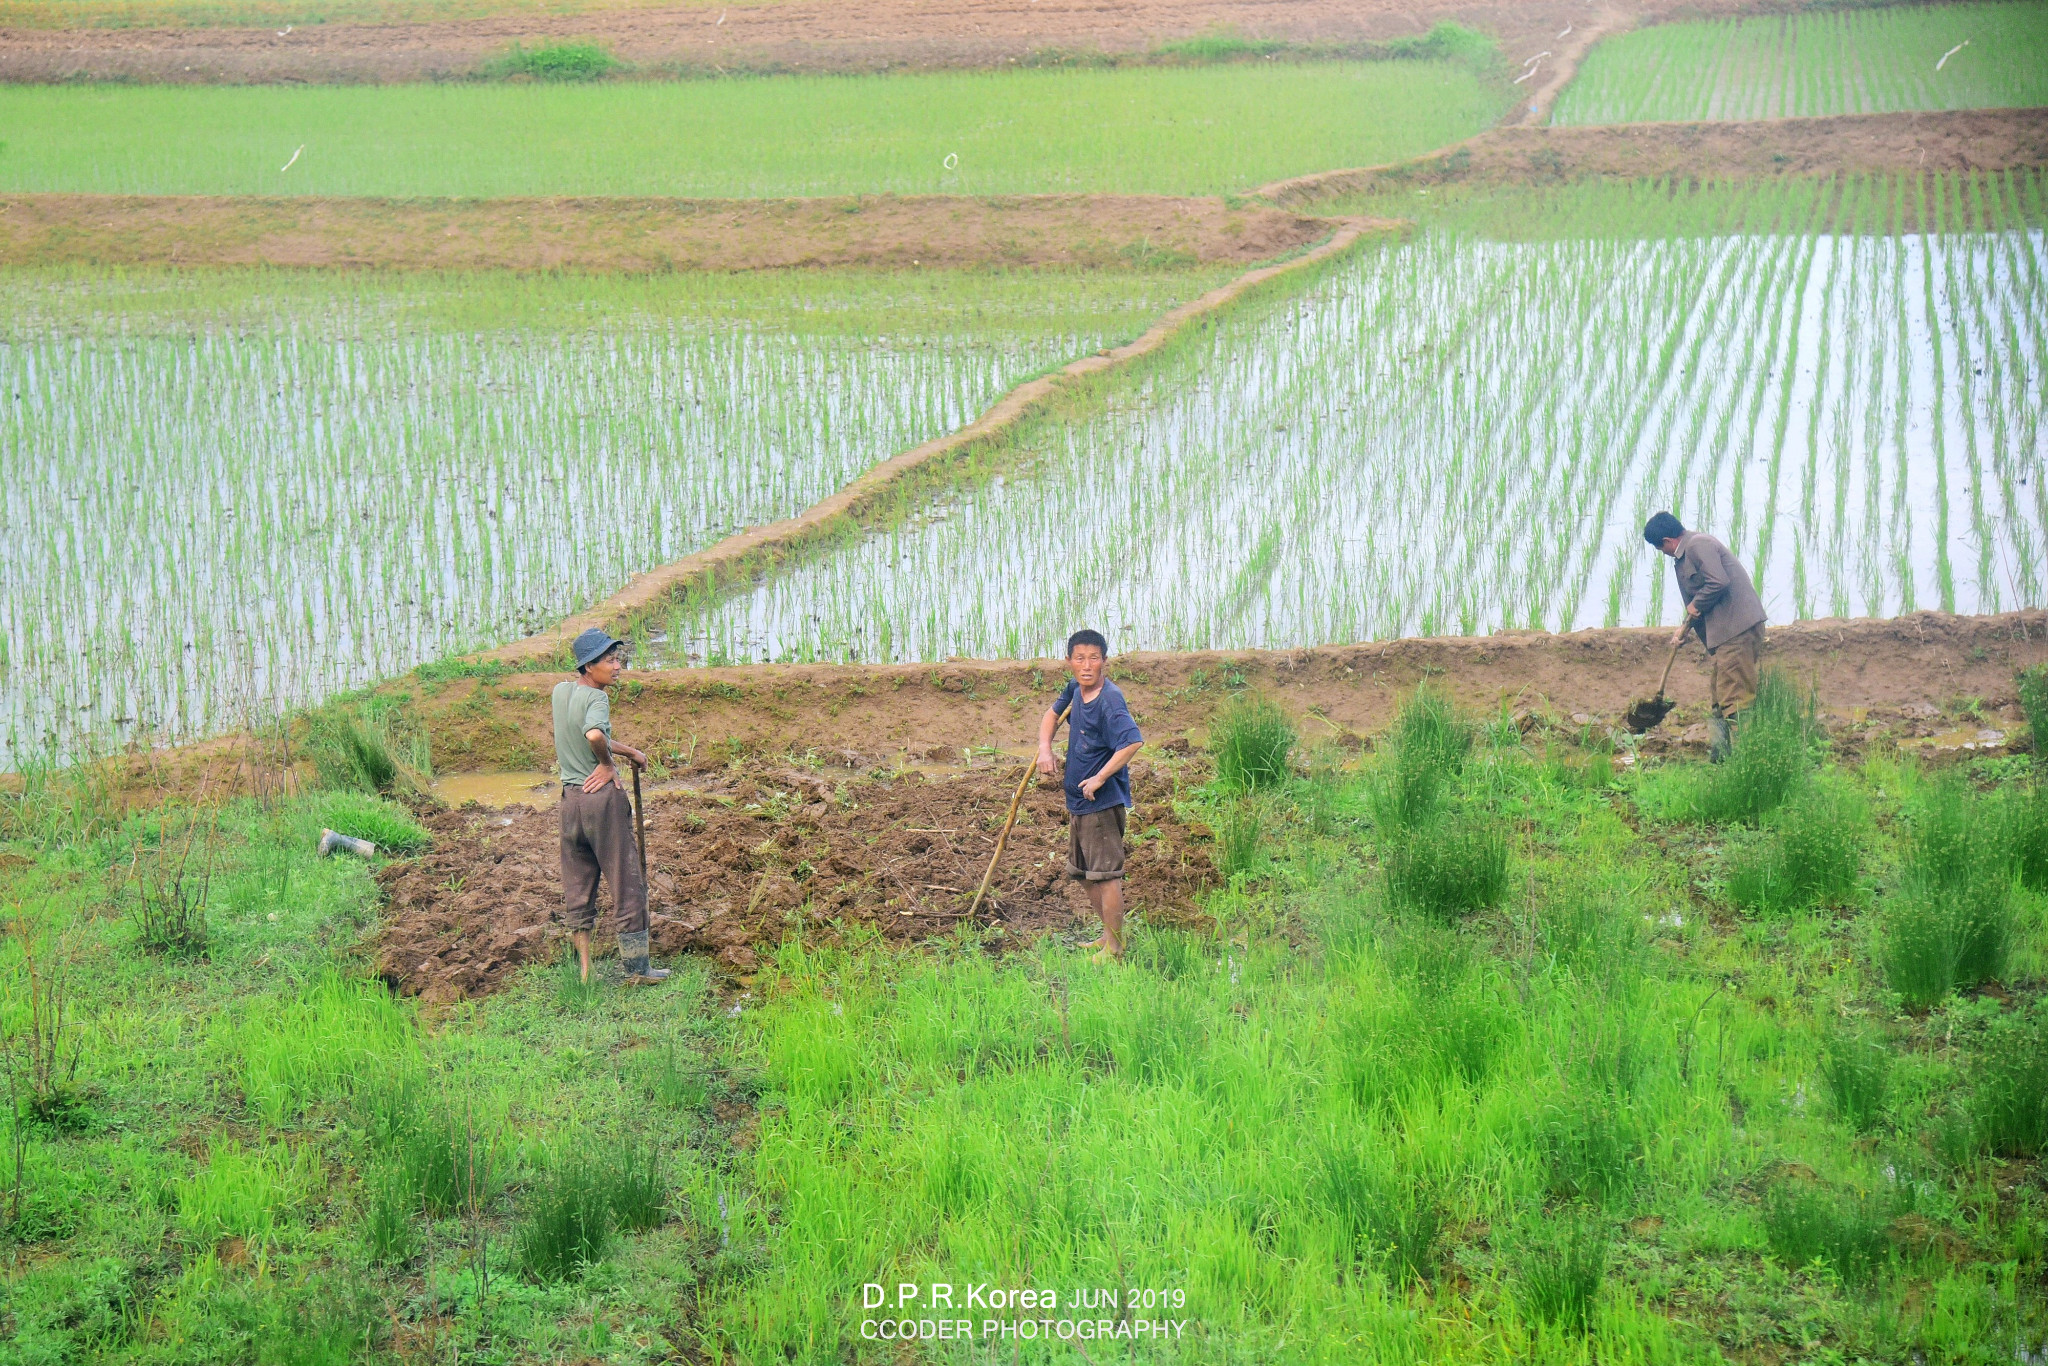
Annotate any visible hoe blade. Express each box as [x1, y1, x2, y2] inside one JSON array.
[[1622, 695, 1675, 734]]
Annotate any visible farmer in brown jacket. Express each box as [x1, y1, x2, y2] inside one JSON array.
[[1644, 512, 1767, 762]]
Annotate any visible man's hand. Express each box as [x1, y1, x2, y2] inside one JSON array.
[[1037, 746, 1057, 778], [583, 763, 618, 793], [613, 744, 647, 770], [1669, 621, 1689, 647], [1079, 773, 1106, 801]]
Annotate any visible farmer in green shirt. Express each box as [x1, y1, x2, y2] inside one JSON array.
[[554, 628, 667, 986]]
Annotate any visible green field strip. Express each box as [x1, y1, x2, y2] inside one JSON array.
[[0, 62, 1510, 199], [1553, 1, 2048, 126]]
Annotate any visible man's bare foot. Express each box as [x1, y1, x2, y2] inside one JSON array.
[[1091, 948, 1122, 964], [1077, 935, 1105, 951]]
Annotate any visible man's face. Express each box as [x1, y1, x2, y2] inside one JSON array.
[[1658, 537, 1682, 558], [581, 649, 627, 688], [1068, 645, 1106, 688]]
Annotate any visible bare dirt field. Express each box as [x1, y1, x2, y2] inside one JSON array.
[[1262, 106, 2048, 203], [0, 192, 1331, 271], [357, 609, 2046, 999], [0, 0, 1718, 84], [375, 757, 1216, 998]]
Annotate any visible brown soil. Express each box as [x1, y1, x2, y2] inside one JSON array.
[[0, 193, 1331, 272], [366, 608, 2048, 1001], [373, 757, 1215, 999], [0, 0, 1597, 81], [429, 612, 2048, 778], [1260, 106, 2048, 204]]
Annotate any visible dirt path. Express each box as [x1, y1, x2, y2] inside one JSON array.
[[0, 193, 1332, 272], [1257, 106, 2048, 205], [432, 611, 2048, 777], [1514, 4, 1626, 125], [0, 0, 1836, 83], [468, 216, 1390, 668]]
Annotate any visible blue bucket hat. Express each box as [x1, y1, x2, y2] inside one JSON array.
[[572, 627, 625, 670]]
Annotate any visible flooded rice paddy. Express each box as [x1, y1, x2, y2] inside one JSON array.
[[0, 269, 1208, 763], [664, 223, 2048, 666]]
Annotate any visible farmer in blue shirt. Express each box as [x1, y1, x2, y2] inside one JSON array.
[[1036, 629, 1144, 962]]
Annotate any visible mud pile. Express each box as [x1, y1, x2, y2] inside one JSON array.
[[374, 758, 1214, 1001]]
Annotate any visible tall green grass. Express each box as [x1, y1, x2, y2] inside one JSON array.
[[1209, 692, 1297, 792], [1882, 773, 2016, 1008], [1725, 776, 1867, 913], [0, 63, 1508, 198]]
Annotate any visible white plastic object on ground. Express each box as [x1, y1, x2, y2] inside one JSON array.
[[318, 829, 376, 858], [280, 145, 304, 173], [1936, 40, 1969, 70]]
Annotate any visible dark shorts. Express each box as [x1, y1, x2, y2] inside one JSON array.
[[1066, 805, 1127, 882]]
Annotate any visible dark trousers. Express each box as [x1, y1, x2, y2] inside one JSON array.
[[560, 782, 647, 935]]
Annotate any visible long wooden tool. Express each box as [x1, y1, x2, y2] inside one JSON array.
[[968, 699, 1074, 919], [631, 760, 649, 889]]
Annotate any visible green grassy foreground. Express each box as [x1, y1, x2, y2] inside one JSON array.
[[1, 677, 2044, 1363], [0, 61, 1506, 199]]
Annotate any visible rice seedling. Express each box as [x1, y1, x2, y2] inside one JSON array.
[[516, 1155, 615, 1282], [1208, 691, 1296, 792], [1511, 1211, 1609, 1334], [0, 62, 1509, 198], [1553, 3, 2048, 126], [1819, 1026, 1893, 1134], [1725, 776, 1867, 913], [0, 265, 1211, 763], [1762, 1182, 1895, 1288], [670, 176, 2048, 667], [1971, 1006, 2047, 1158]]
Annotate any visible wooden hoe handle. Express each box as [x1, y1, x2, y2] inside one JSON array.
[[631, 762, 649, 889], [968, 700, 1075, 920], [1656, 636, 1684, 699]]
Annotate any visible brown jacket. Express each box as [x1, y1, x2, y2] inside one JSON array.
[[1673, 530, 1766, 651]]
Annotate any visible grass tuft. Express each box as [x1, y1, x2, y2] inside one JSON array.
[[1882, 773, 2014, 1008], [314, 792, 430, 856], [516, 1156, 616, 1282], [1209, 693, 1296, 792], [1512, 1212, 1608, 1334], [1213, 795, 1267, 880], [1725, 776, 1866, 914], [1382, 813, 1508, 920], [1818, 1026, 1892, 1133], [1687, 671, 1819, 824], [361, 1167, 417, 1266], [1971, 1007, 2048, 1157], [482, 40, 622, 82], [1762, 1182, 1893, 1287]]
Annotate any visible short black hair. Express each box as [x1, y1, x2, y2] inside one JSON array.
[[1643, 511, 1685, 546], [576, 643, 623, 675], [1066, 629, 1109, 658]]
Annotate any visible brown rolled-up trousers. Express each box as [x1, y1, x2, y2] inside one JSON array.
[[560, 782, 647, 934], [1710, 622, 1765, 718]]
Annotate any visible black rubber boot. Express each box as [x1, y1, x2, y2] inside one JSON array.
[[1707, 716, 1733, 764]]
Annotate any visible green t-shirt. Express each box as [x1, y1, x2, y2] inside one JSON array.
[[552, 680, 612, 786]]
